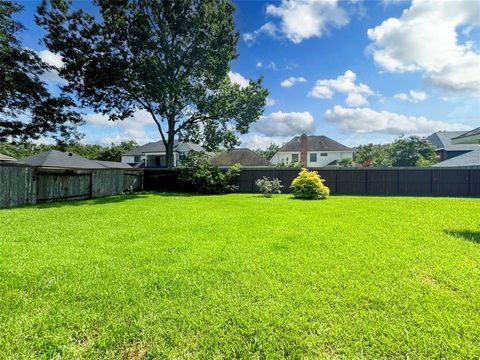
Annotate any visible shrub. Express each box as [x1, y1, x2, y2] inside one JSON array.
[[255, 177, 283, 197], [179, 152, 240, 194], [290, 168, 330, 200], [337, 158, 352, 167]]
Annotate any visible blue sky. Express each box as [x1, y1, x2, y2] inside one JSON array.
[[14, 0, 480, 148]]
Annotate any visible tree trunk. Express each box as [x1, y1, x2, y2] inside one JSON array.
[[165, 125, 175, 168]]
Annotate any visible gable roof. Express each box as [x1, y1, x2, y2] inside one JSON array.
[[209, 148, 272, 167], [433, 149, 480, 168], [278, 135, 352, 152], [21, 150, 103, 169], [123, 141, 204, 156], [0, 153, 16, 162], [427, 131, 479, 151], [93, 160, 132, 169], [452, 127, 480, 140]]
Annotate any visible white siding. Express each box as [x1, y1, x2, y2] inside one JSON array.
[[121, 155, 135, 164], [271, 151, 353, 167]]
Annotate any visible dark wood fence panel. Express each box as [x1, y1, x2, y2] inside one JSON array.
[[0, 165, 36, 208], [36, 170, 92, 202], [398, 169, 432, 195], [144, 167, 480, 198], [0, 164, 143, 208]]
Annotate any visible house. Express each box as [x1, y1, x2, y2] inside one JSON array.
[[209, 148, 272, 167], [0, 153, 16, 163], [21, 150, 131, 169], [270, 134, 353, 167], [451, 127, 480, 145], [121, 140, 204, 168], [427, 129, 480, 161], [433, 148, 480, 168]]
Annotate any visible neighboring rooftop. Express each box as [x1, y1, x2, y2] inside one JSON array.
[[209, 148, 272, 167], [21, 150, 130, 169], [451, 127, 480, 144], [433, 149, 480, 168], [123, 141, 204, 156], [0, 153, 16, 162], [278, 135, 352, 152], [427, 131, 480, 152]]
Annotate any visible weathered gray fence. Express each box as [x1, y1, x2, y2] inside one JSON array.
[[0, 164, 143, 208], [144, 167, 480, 197]]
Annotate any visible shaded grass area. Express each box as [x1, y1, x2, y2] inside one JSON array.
[[1, 193, 479, 358]]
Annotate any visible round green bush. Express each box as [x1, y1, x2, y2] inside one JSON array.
[[290, 168, 330, 200]]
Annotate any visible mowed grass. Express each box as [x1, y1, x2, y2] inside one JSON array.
[[1, 193, 480, 359]]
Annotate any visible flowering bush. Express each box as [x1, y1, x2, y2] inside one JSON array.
[[290, 168, 330, 200], [255, 177, 283, 197]]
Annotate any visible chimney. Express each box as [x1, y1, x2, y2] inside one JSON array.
[[300, 133, 308, 167]]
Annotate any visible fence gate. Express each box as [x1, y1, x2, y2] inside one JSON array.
[[36, 170, 92, 202]]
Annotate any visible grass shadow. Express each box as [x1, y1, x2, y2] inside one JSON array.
[[445, 230, 480, 244], [33, 192, 151, 209]]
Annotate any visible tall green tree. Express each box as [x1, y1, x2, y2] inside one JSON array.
[[389, 136, 437, 167], [255, 143, 280, 160], [37, 0, 268, 168], [0, 0, 82, 142]]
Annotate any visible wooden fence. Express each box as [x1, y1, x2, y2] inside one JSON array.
[[0, 164, 143, 208], [144, 167, 480, 197]]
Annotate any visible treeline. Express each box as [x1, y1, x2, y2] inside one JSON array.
[[0, 140, 138, 162], [353, 136, 437, 167]]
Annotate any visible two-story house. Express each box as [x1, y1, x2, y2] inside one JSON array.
[[270, 134, 353, 167]]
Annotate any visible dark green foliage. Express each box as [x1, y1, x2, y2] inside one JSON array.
[[0, 0, 82, 142], [0, 140, 137, 162], [255, 143, 280, 160], [178, 151, 240, 194], [354, 136, 437, 167], [337, 158, 353, 167], [36, 0, 268, 167]]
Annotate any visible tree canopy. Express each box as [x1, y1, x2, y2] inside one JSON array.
[[354, 136, 438, 167], [37, 0, 268, 167], [0, 0, 82, 142]]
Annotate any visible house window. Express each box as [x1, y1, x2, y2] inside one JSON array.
[[291, 153, 299, 163], [179, 152, 186, 163], [309, 153, 317, 162], [134, 155, 141, 163], [320, 153, 328, 157]]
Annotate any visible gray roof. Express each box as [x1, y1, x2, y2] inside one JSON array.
[[123, 141, 204, 156], [0, 153, 16, 162], [93, 160, 132, 169], [433, 149, 480, 168], [21, 150, 103, 169], [209, 148, 272, 167], [427, 131, 480, 151], [20, 151, 129, 169], [278, 135, 352, 152], [452, 127, 480, 141]]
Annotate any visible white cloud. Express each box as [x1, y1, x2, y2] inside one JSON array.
[[394, 90, 428, 102], [367, 0, 480, 95], [84, 109, 154, 144], [252, 111, 315, 136], [240, 134, 287, 150], [324, 105, 470, 135], [244, 0, 350, 44], [281, 76, 307, 88], [308, 70, 374, 106], [256, 61, 278, 71], [266, 97, 276, 106], [37, 49, 65, 83], [228, 71, 249, 88], [243, 22, 280, 45]]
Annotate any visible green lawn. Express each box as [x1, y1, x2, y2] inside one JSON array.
[[1, 193, 479, 359]]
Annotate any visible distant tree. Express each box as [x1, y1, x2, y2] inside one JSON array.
[[255, 143, 280, 160], [98, 141, 138, 162], [389, 136, 437, 167], [0, 0, 82, 142], [37, 0, 268, 168], [337, 158, 353, 167], [354, 143, 392, 167]]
